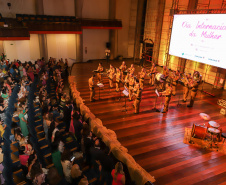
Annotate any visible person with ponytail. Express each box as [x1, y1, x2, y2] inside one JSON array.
[[111, 162, 125, 185]]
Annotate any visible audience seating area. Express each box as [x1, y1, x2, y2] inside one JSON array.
[[0, 54, 156, 185], [16, 14, 78, 23], [0, 57, 151, 185]]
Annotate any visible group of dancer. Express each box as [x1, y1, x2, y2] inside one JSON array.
[[89, 61, 202, 114]]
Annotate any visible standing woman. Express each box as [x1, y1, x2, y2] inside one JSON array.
[[23, 64, 27, 77], [108, 64, 115, 88], [111, 162, 125, 185], [27, 66, 34, 82], [96, 63, 104, 83], [19, 108, 29, 137], [19, 63, 24, 78], [139, 68, 146, 90]]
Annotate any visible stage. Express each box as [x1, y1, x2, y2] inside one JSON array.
[[70, 59, 226, 185]]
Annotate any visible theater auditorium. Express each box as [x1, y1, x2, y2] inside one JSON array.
[[0, 0, 225, 185]]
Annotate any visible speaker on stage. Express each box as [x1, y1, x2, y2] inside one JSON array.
[[106, 42, 111, 49]]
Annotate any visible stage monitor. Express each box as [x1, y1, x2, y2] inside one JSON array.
[[169, 14, 226, 69]]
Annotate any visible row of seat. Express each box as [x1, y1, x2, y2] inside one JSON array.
[[0, 13, 5, 26], [16, 14, 78, 23], [2, 84, 21, 185]]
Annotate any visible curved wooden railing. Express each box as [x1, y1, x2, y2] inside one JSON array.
[[69, 76, 155, 185]]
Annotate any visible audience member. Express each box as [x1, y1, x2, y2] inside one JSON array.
[[51, 141, 63, 176], [47, 167, 69, 185], [61, 149, 73, 183], [111, 162, 125, 185]]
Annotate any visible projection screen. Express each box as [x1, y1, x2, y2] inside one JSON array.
[[169, 14, 226, 69]]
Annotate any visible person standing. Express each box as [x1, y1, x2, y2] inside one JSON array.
[[171, 70, 180, 96], [139, 68, 146, 90], [162, 66, 169, 90], [115, 68, 121, 92], [105, 48, 110, 63], [187, 71, 200, 107], [108, 64, 115, 88], [19, 108, 29, 137], [160, 83, 172, 113], [124, 73, 130, 88], [183, 73, 192, 102], [119, 61, 127, 80], [149, 63, 157, 86], [128, 64, 135, 75], [133, 83, 142, 114], [96, 63, 104, 83], [128, 74, 135, 101], [89, 75, 96, 102], [63, 100, 72, 132]]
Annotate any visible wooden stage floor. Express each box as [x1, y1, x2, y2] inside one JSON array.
[[71, 59, 226, 185]]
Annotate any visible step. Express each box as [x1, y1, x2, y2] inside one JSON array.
[[46, 163, 54, 169], [35, 125, 43, 132], [66, 139, 73, 144], [37, 131, 45, 139], [13, 169, 23, 175], [40, 144, 48, 150], [89, 178, 97, 184], [38, 137, 48, 146], [44, 153, 51, 158], [70, 147, 77, 152], [34, 104, 39, 108], [11, 153, 19, 163], [35, 108, 41, 112], [12, 117, 19, 123], [11, 144, 19, 153], [13, 175, 25, 185], [17, 180, 27, 185]]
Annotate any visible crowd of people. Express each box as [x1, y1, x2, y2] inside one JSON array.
[[0, 54, 127, 185]]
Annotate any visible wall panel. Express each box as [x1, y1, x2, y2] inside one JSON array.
[[83, 29, 109, 62], [3, 34, 40, 62], [0, 0, 36, 18], [46, 34, 76, 66], [82, 0, 109, 19], [116, 0, 131, 58], [43, 0, 75, 16]]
